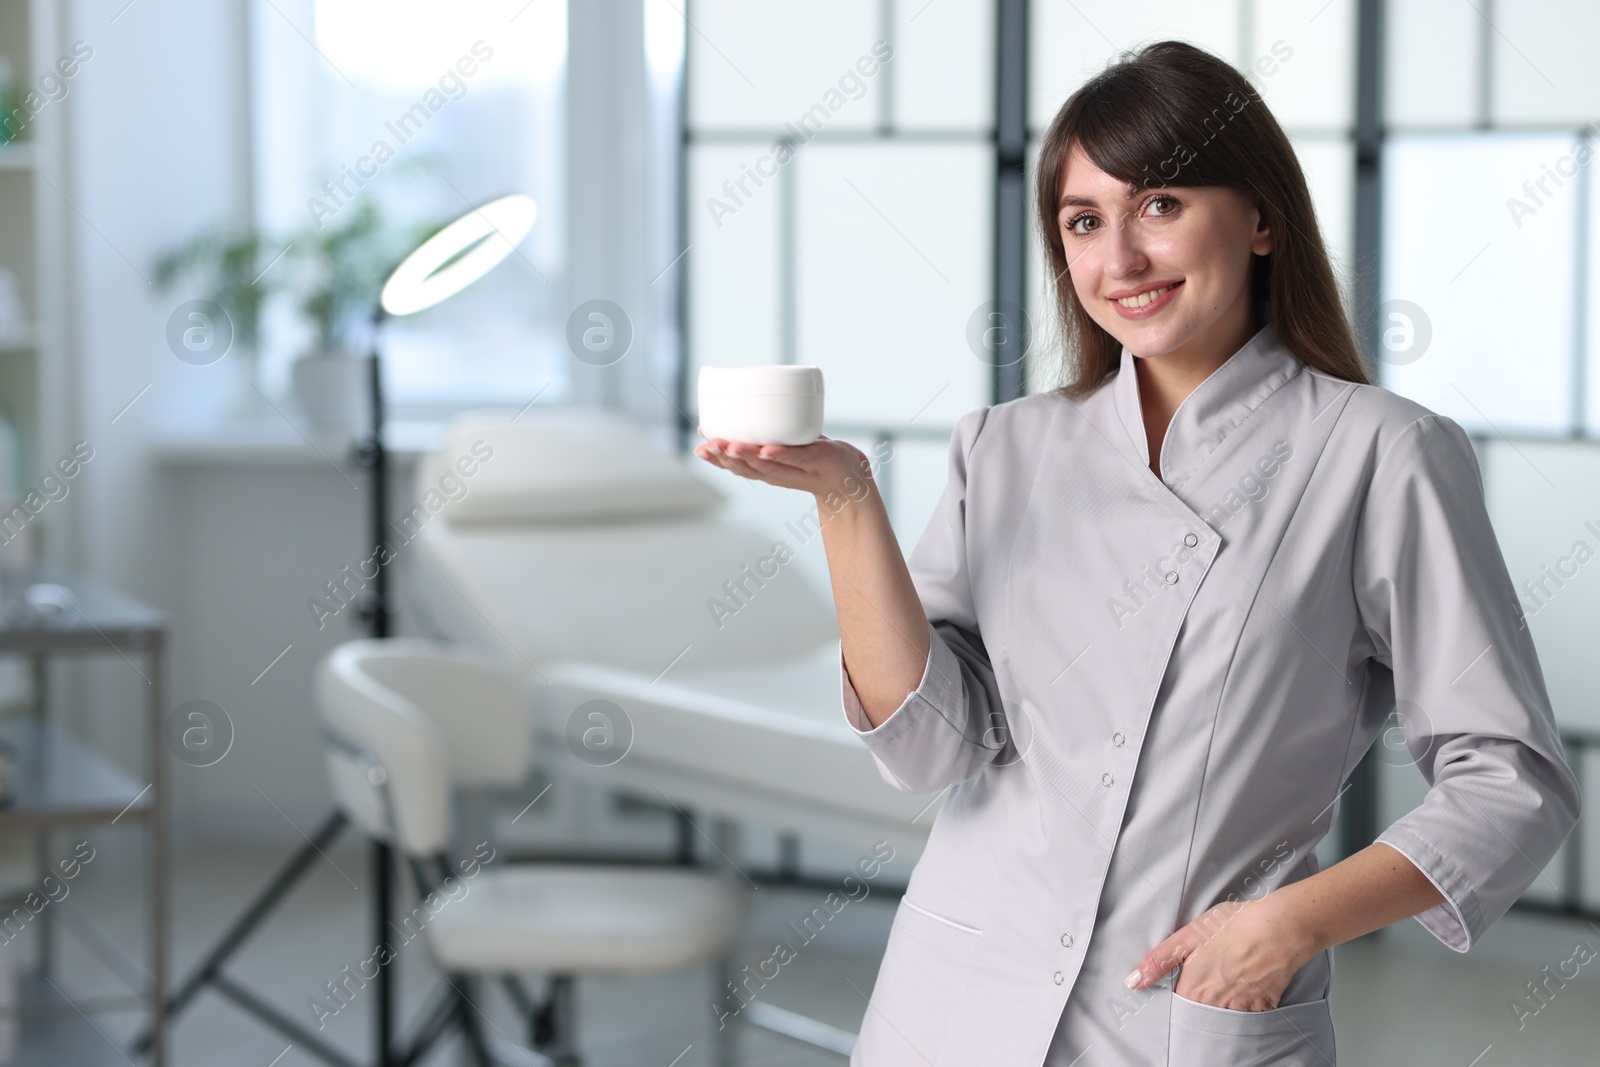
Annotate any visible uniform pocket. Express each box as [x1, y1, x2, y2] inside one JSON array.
[[850, 899, 983, 1067], [898, 898, 985, 947], [1167, 989, 1336, 1066]]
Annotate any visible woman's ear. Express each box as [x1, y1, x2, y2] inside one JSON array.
[[1250, 196, 1274, 256]]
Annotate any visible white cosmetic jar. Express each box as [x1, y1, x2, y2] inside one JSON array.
[[697, 365, 824, 445]]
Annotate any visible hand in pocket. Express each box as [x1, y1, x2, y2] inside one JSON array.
[[1124, 896, 1318, 1012]]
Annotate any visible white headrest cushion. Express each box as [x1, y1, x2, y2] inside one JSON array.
[[424, 406, 724, 525]]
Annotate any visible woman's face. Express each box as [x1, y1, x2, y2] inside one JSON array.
[[1054, 141, 1273, 364]]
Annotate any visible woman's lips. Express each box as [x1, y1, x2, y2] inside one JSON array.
[[1110, 280, 1183, 320]]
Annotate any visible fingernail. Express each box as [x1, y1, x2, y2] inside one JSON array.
[[1123, 969, 1141, 989]]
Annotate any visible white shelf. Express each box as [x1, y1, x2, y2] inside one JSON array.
[[1, 0, 73, 544]]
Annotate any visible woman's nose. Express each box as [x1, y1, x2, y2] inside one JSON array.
[[1101, 211, 1148, 277]]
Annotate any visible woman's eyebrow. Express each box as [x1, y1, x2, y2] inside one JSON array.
[[1058, 182, 1143, 210]]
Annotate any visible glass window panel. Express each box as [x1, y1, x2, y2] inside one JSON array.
[[886, 437, 959, 554], [687, 0, 884, 131], [1029, 0, 1241, 136], [1248, 1, 1354, 132], [252, 0, 322, 235], [1381, 134, 1575, 433], [1491, 0, 1600, 126], [1023, 138, 1068, 398], [252, 0, 568, 406], [1585, 136, 1600, 436], [794, 142, 992, 427], [687, 144, 783, 378], [893, 0, 995, 131], [1591, 340, 1600, 436], [1482, 440, 1600, 732], [1289, 136, 1356, 313], [1384, 0, 1477, 128]]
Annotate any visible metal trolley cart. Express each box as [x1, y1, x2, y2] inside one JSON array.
[[0, 565, 166, 1065]]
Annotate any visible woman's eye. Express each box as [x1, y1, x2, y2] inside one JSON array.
[[1148, 195, 1179, 217], [1064, 213, 1097, 235]]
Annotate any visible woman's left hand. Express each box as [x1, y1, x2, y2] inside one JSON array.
[[1123, 895, 1319, 1011]]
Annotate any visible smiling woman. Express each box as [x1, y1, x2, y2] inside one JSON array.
[[1033, 40, 1370, 406], [694, 36, 1581, 1067]]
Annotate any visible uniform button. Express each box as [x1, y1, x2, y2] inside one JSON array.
[[1054, 971, 1065, 985], [1112, 732, 1125, 747], [1184, 533, 1198, 547], [1101, 772, 1114, 787], [1061, 933, 1074, 948], [1164, 571, 1179, 585]]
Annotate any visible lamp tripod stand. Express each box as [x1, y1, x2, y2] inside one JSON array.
[[133, 195, 538, 1067]]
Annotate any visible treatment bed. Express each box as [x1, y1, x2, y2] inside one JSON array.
[[406, 406, 938, 863]]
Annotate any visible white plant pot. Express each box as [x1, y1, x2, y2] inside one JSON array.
[[290, 352, 371, 442]]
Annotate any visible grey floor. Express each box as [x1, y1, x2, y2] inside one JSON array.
[[9, 840, 1600, 1066]]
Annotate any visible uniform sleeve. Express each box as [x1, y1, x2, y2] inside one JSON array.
[[1355, 413, 1581, 952], [839, 405, 1011, 795]]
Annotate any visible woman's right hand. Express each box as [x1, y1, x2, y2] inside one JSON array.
[[694, 427, 873, 499]]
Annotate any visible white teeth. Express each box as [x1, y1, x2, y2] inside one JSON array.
[[1116, 284, 1176, 308]]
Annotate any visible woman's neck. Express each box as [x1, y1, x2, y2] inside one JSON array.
[[1133, 300, 1262, 480]]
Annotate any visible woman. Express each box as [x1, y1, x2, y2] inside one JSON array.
[[695, 40, 1580, 1066]]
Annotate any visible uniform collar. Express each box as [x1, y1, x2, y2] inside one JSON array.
[[1111, 302, 1304, 489]]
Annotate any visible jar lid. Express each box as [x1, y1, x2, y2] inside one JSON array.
[[698, 365, 823, 397]]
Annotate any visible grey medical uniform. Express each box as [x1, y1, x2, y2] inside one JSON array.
[[839, 315, 1581, 1066]]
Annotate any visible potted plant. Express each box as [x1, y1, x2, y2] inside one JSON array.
[[153, 228, 286, 411], [284, 200, 448, 439], [156, 155, 450, 436], [284, 201, 392, 438]]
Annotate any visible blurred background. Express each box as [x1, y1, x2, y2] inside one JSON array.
[[0, 0, 1597, 1064]]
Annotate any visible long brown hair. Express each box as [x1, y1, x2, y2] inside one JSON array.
[[1033, 40, 1371, 397]]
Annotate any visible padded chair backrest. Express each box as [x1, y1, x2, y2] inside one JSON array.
[[416, 405, 726, 526], [355, 643, 532, 787], [410, 405, 839, 673], [415, 515, 840, 673], [314, 639, 533, 855]]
